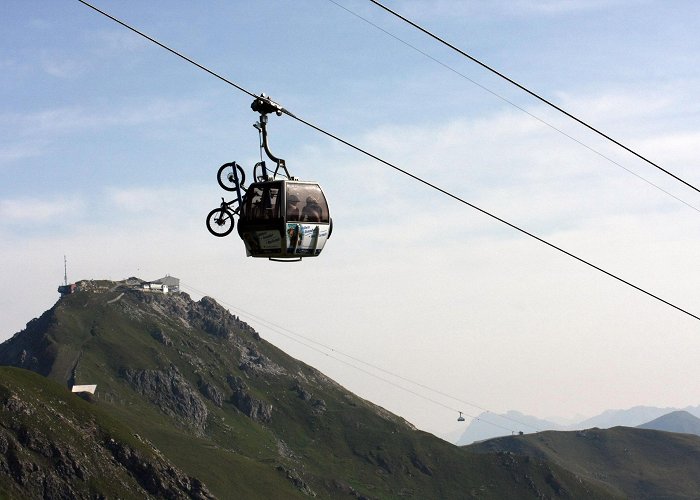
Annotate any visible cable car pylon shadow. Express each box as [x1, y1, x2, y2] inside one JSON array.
[[206, 94, 332, 261]]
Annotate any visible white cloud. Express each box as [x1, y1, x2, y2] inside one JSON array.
[[0, 143, 43, 165], [0, 58, 18, 71], [509, 0, 633, 14], [353, 81, 700, 219], [395, 0, 638, 19], [0, 196, 85, 223], [109, 187, 181, 212], [2, 99, 204, 138], [106, 185, 215, 217], [40, 52, 87, 79], [636, 131, 700, 170], [554, 83, 700, 132], [88, 29, 149, 53]]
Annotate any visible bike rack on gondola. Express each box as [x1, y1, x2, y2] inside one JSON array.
[[206, 95, 332, 261]]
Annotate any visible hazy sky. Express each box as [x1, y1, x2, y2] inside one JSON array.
[[2, 0, 699, 441]]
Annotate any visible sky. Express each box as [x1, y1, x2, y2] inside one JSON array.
[[2, 0, 699, 442]]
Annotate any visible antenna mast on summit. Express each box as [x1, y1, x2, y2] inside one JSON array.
[[63, 255, 68, 286]]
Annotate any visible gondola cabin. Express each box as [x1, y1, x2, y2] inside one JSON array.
[[237, 179, 331, 259]]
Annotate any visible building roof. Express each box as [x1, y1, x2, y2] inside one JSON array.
[[151, 275, 179, 287], [71, 384, 97, 394]]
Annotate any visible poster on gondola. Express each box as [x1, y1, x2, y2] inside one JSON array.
[[286, 223, 329, 256]]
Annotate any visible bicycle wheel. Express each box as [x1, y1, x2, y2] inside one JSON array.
[[206, 208, 235, 237], [217, 162, 246, 192]]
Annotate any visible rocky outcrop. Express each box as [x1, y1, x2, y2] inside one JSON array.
[[134, 291, 259, 342], [0, 431, 215, 500], [105, 438, 215, 499], [150, 328, 173, 347], [232, 390, 272, 423], [0, 426, 83, 500], [188, 296, 259, 340], [291, 379, 326, 416], [0, 309, 58, 376], [227, 376, 272, 423], [276, 465, 316, 497], [239, 345, 286, 376], [121, 366, 208, 431], [0, 370, 214, 499], [198, 380, 224, 408], [409, 451, 433, 476]]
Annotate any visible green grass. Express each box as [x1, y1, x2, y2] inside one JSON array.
[[469, 427, 700, 498], [0, 367, 166, 499]]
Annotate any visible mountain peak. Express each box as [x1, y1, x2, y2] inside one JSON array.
[[638, 410, 700, 436]]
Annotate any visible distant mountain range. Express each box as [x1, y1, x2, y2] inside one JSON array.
[[457, 405, 700, 445], [637, 410, 700, 436]]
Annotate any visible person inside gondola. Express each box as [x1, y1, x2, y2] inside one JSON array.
[[287, 194, 301, 221], [301, 196, 322, 222]]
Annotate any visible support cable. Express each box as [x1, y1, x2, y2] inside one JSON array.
[[76, 0, 257, 100], [78, 0, 700, 323], [284, 111, 700, 323], [366, 0, 700, 196], [179, 282, 531, 434], [180, 282, 542, 432], [326, 0, 700, 215]]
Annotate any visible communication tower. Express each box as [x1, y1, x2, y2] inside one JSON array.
[[58, 255, 75, 296]]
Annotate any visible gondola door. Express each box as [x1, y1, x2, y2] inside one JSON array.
[[238, 181, 286, 257], [284, 181, 331, 258]]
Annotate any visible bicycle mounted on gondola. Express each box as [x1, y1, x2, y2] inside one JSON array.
[[206, 95, 332, 261]]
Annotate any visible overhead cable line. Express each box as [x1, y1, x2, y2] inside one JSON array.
[[366, 0, 700, 196], [179, 282, 530, 434], [326, 0, 700, 215], [76, 0, 257, 101], [176, 284, 468, 419], [283, 113, 700, 323], [180, 282, 543, 433], [78, 0, 700, 324]]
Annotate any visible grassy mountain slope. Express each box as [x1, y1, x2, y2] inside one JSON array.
[[468, 426, 700, 498], [0, 278, 620, 499], [0, 366, 212, 499]]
